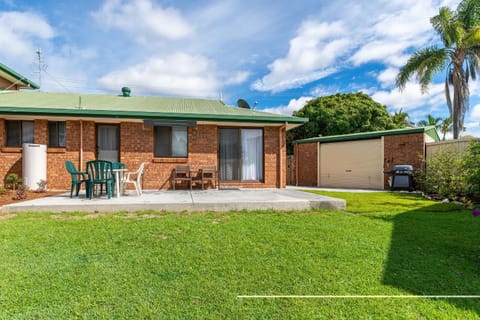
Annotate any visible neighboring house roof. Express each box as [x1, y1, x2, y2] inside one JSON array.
[[294, 126, 440, 144], [0, 91, 307, 128], [0, 63, 40, 90]]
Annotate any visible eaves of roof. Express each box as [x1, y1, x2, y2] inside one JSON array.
[[0, 63, 40, 89]]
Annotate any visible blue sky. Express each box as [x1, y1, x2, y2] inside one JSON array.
[[1, 0, 479, 137]]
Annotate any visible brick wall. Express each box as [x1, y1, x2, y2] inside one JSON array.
[[294, 142, 318, 186], [0, 119, 286, 190], [383, 133, 426, 188]]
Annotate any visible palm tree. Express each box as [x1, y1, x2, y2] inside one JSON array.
[[439, 117, 453, 140], [391, 108, 414, 128], [416, 114, 442, 129], [396, 0, 480, 139]]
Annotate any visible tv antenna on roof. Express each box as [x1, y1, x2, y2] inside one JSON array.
[[35, 48, 47, 88]]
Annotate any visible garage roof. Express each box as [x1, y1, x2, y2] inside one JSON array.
[[293, 126, 440, 144]]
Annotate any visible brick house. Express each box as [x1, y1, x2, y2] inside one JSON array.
[[293, 127, 440, 189], [0, 83, 307, 190]]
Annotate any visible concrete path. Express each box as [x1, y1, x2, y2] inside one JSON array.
[[1, 189, 346, 213], [287, 186, 387, 193]]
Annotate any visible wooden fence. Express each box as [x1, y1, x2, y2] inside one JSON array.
[[426, 138, 480, 159]]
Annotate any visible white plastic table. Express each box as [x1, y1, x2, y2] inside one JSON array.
[[112, 168, 128, 198]]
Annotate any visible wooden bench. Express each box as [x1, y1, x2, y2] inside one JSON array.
[[193, 167, 217, 190], [172, 165, 192, 190]]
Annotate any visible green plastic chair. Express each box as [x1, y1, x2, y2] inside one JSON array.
[[65, 161, 89, 198], [86, 160, 114, 199]]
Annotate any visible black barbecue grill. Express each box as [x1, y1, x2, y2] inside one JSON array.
[[384, 165, 414, 191]]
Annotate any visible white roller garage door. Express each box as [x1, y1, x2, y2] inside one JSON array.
[[319, 138, 384, 189]]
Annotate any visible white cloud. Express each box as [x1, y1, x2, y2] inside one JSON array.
[[262, 96, 313, 115], [0, 11, 54, 59], [310, 85, 341, 97], [371, 81, 445, 112], [377, 67, 399, 88], [92, 0, 192, 42], [462, 120, 480, 138], [350, 1, 439, 67], [470, 104, 480, 122], [225, 71, 250, 85], [250, 1, 457, 94], [351, 41, 413, 67], [251, 21, 350, 92], [97, 53, 219, 98]]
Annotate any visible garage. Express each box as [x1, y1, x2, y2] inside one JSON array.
[[293, 127, 440, 189], [319, 138, 383, 189]]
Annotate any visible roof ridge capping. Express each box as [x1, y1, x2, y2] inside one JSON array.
[[294, 126, 440, 144]]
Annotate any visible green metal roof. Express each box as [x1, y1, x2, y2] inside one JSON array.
[[293, 126, 440, 144], [0, 63, 39, 89], [0, 91, 307, 126]]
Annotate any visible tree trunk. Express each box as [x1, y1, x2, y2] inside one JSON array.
[[451, 52, 468, 140], [451, 63, 464, 139]]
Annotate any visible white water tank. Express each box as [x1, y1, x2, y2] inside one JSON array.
[[22, 143, 47, 191]]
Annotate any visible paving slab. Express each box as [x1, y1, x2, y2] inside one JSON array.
[[1, 189, 346, 213]]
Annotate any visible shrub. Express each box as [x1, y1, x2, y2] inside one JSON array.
[[464, 141, 480, 201], [415, 145, 468, 200], [6, 173, 22, 191]]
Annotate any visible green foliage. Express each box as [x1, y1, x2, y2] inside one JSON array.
[[5, 173, 21, 191], [0, 185, 7, 195], [391, 108, 414, 128], [396, 0, 480, 139], [416, 114, 442, 129], [439, 117, 453, 140], [464, 141, 480, 201], [415, 145, 468, 200], [288, 92, 396, 153], [0, 194, 479, 318]]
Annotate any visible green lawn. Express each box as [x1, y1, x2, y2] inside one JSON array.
[[0, 192, 479, 319]]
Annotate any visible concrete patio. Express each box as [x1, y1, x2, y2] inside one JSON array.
[[1, 188, 346, 213]]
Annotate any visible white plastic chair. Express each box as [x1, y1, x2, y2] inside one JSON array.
[[122, 163, 145, 196]]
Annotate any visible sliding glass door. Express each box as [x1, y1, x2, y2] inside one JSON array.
[[219, 128, 263, 181]]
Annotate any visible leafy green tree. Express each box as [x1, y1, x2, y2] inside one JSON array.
[[439, 117, 453, 140], [288, 92, 396, 152], [396, 0, 480, 139], [391, 108, 414, 128], [416, 114, 442, 129]]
